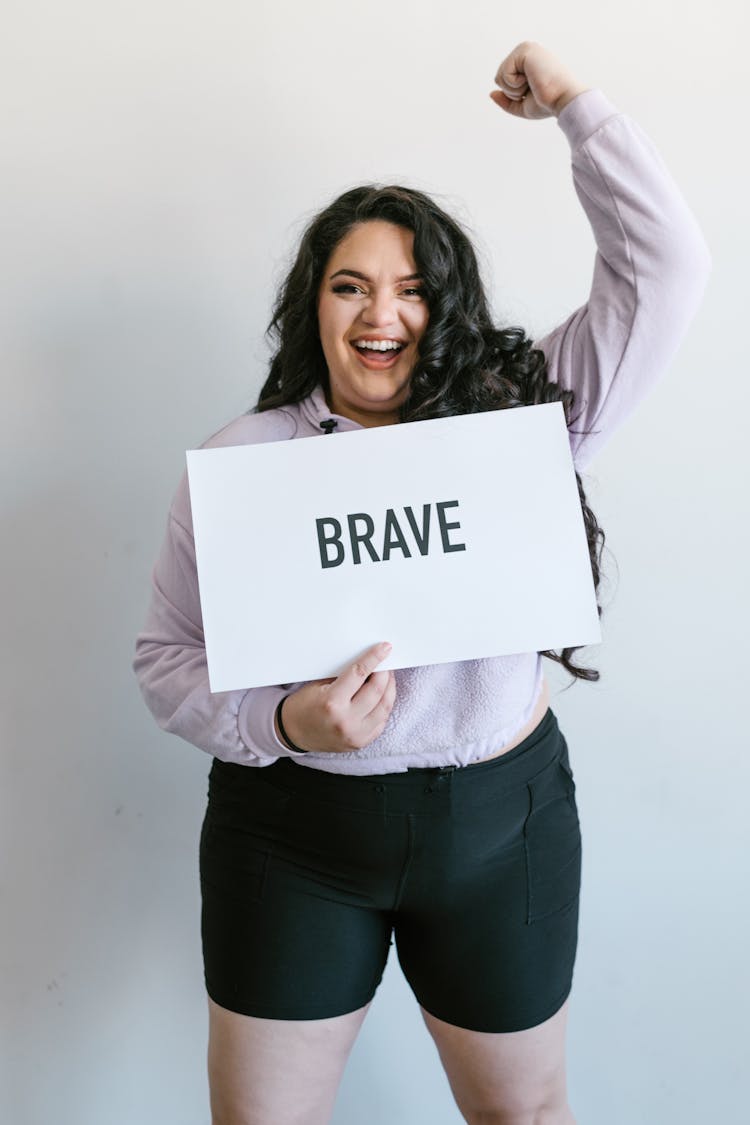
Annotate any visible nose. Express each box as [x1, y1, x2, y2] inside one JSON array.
[[361, 289, 399, 328]]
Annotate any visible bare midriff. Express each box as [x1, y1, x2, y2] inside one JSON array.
[[468, 676, 551, 766]]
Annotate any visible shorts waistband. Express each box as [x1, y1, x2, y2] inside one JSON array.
[[211, 709, 563, 816]]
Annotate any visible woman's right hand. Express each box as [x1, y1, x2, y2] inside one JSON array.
[[276, 641, 397, 754]]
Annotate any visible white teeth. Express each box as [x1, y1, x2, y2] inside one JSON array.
[[354, 340, 403, 351]]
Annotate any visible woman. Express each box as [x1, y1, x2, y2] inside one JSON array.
[[134, 42, 710, 1125]]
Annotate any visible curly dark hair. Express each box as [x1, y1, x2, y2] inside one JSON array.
[[257, 184, 605, 682]]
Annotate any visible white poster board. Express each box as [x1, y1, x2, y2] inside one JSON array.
[[186, 403, 600, 691]]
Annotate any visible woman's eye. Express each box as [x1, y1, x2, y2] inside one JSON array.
[[331, 283, 425, 300]]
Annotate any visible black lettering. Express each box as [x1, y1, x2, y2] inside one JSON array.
[[403, 504, 431, 556], [316, 517, 345, 568], [436, 500, 466, 553], [382, 508, 412, 561], [347, 513, 380, 565]]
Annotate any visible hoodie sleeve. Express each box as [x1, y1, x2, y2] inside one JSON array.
[[533, 89, 711, 471], [133, 469, 308, 765]]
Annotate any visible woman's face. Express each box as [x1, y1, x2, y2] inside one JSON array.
[[317, 220, 429, 427]]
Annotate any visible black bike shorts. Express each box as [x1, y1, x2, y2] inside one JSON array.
[[199, 707, 581, 1033]]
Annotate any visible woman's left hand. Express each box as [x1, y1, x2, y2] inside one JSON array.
[[490, 41, 590, 120]]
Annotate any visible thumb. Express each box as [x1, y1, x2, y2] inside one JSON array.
[[504, 71, 526, 87], [489, 89, 528, 117]]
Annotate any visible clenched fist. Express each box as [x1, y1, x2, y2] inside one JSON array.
[[490, 41, 590, 120]]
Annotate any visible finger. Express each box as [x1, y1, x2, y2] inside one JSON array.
[[350, 667, 393, 719], [363, 671, 397, 738], [329, 641, 392, 704], [493, 73, 529, 100], [494, 43, 530, 91]]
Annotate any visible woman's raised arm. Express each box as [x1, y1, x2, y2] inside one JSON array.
[[491, 42, 711, 469]]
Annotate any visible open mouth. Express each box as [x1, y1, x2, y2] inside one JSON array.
[[350, 340, 407, 367]]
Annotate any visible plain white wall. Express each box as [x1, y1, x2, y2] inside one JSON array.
[[2, 1, 747, 1122]]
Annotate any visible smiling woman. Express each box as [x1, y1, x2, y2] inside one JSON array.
[[133, 39, 711, 1125], [315, 221, 430, 426]]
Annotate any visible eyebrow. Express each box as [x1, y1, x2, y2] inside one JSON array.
[[329, 269, 423, 283]]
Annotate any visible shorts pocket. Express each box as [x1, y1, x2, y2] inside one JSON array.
[[523, 754, 582, 924]]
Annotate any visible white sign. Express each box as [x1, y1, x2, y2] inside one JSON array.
[[186, 404, 601, 692]]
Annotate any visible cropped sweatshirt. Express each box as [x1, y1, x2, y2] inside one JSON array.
[[133, 89, 711, 776]]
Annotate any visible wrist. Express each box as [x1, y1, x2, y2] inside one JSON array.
[[552, 83, 590, 117], [275, 695, 309, 754]]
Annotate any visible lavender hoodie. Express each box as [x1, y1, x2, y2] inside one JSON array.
[[133, 90, 710, 775]]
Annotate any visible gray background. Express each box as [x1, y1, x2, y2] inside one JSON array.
[[2, 1, 747, 1122]]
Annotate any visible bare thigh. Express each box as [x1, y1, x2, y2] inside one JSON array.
[[421, 997, 575, 1125], [207, 996, 370, 1125]]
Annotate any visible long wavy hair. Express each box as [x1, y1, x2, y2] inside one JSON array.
[[257, 185, 605, 681]]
